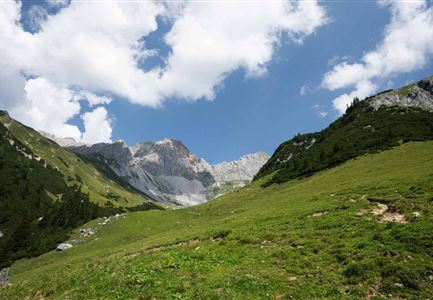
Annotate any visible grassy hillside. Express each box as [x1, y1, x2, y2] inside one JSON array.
[[0, 122, 124, 268], [0, 113, 151, 207], [256, 96, 433, 186], [2, 141, 433, 299]]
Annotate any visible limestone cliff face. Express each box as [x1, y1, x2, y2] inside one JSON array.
[[209, 152, 270, 182], [69, 138, 269, 206]]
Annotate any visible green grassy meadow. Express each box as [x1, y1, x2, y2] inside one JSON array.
[[2, 141, 433, 299]]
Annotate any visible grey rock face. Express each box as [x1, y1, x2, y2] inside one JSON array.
[[131, 139, 215, 187], [368, 76, 433, 111], [73, 140, 132, 165], [70, 138, 269, 206], [209, 152, 270, 182]]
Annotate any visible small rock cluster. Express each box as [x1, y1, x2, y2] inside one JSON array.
[[80, 228, 95, 237], [56, 214, 126, 251]]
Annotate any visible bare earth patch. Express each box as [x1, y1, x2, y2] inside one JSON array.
[[372, 203, 388, 216], [371, 203, 407, 224], [381, 212, 407, 224]]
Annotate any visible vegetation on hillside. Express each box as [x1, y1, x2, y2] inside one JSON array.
[[0, 114, 152, 207], [0, 123, 162, 269], [256, 98, 433, 186], [2, 142, 433, 299]]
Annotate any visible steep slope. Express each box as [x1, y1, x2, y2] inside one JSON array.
[[0, 111, 163, 268], [71, 138, 269, 206], [2, 141, 433, 299], [0, 120, 118, 268], [0, 112, 154, 207], [256, 75, 433, 185]]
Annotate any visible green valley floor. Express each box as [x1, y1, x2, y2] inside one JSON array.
[[2, 141, 433, 299]]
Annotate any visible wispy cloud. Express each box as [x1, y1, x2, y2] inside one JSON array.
[[311, 104, 328, 118]]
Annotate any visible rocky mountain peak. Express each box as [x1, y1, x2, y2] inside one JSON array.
[[130, 138, 213, 187], [132, 138, 191, 159]]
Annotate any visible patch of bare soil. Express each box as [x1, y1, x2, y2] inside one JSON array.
[[371, 203, 407, 224]]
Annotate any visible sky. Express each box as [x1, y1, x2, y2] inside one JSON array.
[[1, 1, 433, 163]]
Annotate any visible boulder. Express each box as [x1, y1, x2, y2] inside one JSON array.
[[56, 243, 73, 251]]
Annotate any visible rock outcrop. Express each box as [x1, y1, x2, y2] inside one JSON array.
[[70, 139, 269, 206], [56, 243, 73, 251], [368, 76, 433, 111]]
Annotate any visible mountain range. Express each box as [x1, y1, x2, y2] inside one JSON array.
[[66, 139, 269, 206]]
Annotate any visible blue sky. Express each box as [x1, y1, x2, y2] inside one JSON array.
[[3, 1, 433, 163]]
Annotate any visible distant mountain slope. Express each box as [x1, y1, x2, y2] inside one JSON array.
[[70, 138, 269, 206], [255, 75, 433, 185], [0, 112, 154, 207]]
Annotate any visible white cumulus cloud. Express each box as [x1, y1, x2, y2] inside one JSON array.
[[11, 77, 82, 141], [0, 0, 328, 141], [81, 107, 112, 144], [321, 0, 433, 113], [158, 1, 329, 101]]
